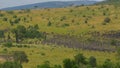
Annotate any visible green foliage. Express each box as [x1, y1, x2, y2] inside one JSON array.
[[11, 24, 44, 43], [60, 16, 66, 21], [101, 0, 120, 6], [74, 53, 87, 65], [0, 30, 4, 38], [63, 59, 74, 68], [4, 42, 13, 47], [102, 59, 113, 68], [88, 56, 97, 67], [117, 47, 120, 60], [115, 62, 120, 68], [12, 25, 26, 43], [0, 62, 22, 68], [0, 13, 4, 17], [47, 21, 52, 26], [2, 17, 8, 21], [13, 15, 17, 18], [62, 23, 70, 27], [13, 51, 29, 63], [110, 39, 117, 45], [25, 25, 41, 38], [53, 65, 62, 68], [37, 61, 50, 68]]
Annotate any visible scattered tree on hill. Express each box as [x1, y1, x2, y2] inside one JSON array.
[[74, 53, 87, 65], [88, 56, 97, 67], [102, 59, 113, 68], [3, 17, 8, 21], [63, 59, 74, 68], [37, 61, 50, 68], [12, 25, 26, 43], [1, 62, 22, 68], [13, 51, 29, 64], [25, 25, 41, 38], [4, 42, 13, 47]]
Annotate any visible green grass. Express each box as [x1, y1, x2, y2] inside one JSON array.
[[0, 44, 116, 68], [0, 4, 120, 68], [0, 5, 120, 36]]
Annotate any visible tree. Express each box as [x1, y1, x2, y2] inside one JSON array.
[[25, 25, 41, 38], [37, 61, 50, 68], [63, 59, 73, 68], [88, 56, 97, 67], [13, 51, 29, 64], [102, 59, 113, 68], [12, 25, 26, 43], [4, 42, 13, 47], [74, 53, 87, 65], [2, 62, 22, 68]]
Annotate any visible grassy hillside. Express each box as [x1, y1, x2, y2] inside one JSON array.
[[99, 0, 120, 6], [0, 5, 120, 35], [0, 44, 116, 68], [0, 3, 120, 68], [0, 4, 120, 50]]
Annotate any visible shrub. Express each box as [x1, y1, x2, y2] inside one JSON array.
[[0, 30, 4, 38], [13, 51, 29, 63], [13, 15, 17, 18], [110, 39, 117, 45], [4, 42, 13, 47], [0, 13, 4, 17], [85, 20, 88, 24], [3, 17, 8, 21], [104, 17, 111, 23], [47, 21, 52, 26], [63, 59, 73, 68], [37, 61, 50, 68], [62, 23, 70, 27], [74, 53, 87, 65], [41, 53, 45, 56], [1, 62, 22, 68], [88, 56, 97, 67], [102, 59, 113, 68]]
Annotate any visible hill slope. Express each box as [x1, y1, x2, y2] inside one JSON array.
[[0, 4, 120, 51], [99, 0, 120, 6]]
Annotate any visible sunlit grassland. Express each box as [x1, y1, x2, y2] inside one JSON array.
[[0, 44, 117, 68], [0, 5, 120, 36], [0, 4, 120, 68]]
